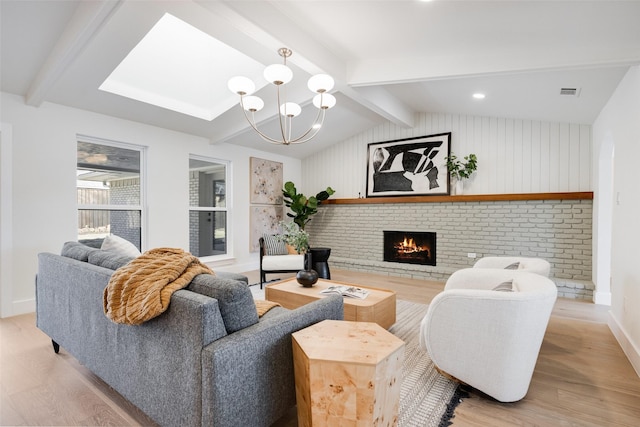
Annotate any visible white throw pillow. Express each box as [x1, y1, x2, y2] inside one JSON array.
[[101, 234, 141, 258], [492, 280, 514, 292]]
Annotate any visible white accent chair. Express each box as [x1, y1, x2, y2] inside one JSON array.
[[419, 268, 557, 402], [258, 237, 304, 289], [473, 256, 551, 277]]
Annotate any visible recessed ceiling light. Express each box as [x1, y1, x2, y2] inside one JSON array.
[[472, 93, 486, 99]]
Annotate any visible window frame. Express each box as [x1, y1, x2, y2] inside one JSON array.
[[76, 134, 147, 250], [189, 154, 232, 262]]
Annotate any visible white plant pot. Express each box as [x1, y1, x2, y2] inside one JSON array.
[[455, 180, 464, 195]]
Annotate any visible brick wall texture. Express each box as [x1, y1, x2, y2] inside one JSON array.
[[305, 199, 594, 299], [109, 179, 141, 250]]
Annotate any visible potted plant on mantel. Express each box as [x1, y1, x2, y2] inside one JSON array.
[[282, 181, 335, 230], [445, 153, 478, 195]]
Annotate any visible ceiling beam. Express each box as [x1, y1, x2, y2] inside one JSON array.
[[26, 0, 122, 107], [347, 53, 640, 87], [340, 85, 414, 129]]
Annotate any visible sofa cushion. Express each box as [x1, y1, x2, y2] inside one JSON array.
[[262, 254, 305, 270], [262, 235, 288, 255], [504, 262, 520, 270], [101, 234, 141, 258], [87, 250, 135, 271], [187, 274, 258, 333], [61, 241, 99, 262]]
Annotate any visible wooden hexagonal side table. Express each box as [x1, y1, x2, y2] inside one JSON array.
[[292, 320, 405, 426]]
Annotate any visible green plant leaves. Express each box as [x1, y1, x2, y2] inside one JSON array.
[[282, 181, 334, 229], [445, 153, 478, 180]]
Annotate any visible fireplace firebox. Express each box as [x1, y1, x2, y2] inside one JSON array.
[[383, 231, 436, 266]]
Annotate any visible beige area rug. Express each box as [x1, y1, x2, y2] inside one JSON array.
[[249, 287, 465, 425], [391, 299, 466, 427]]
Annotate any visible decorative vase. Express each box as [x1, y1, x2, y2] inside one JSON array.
[[296, 252, 319, 287], [455, 179, 464, 195]]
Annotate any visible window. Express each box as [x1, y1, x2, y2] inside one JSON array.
[[189, 156, 230, 258], [77, 137, 144, 251]]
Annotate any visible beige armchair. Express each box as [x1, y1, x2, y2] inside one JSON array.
[[419, 268, 557, 402], [473, 256, 551, 277]]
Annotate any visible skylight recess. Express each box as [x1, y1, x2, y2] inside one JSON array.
[[99, 13, 265, 121]]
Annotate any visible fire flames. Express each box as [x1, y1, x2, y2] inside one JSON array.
[[394, 236, 429, 255]]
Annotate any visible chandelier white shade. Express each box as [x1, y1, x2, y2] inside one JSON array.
[[227, 47, 336, 145], [242, 96, 264, 112], [227, 76, 255, 95], [263, 64, 293, 85], [313, 93, 336, 109], [307, 74, 334, 93]]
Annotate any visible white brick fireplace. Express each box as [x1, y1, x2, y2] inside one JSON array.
[[305, 194, 594, 299]]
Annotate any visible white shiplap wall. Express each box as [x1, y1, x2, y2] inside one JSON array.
[[302, 113, 592, 198]]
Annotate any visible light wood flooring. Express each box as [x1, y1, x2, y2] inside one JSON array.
[[1, 269, 639, 426]]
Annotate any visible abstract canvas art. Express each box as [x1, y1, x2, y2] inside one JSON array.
[[366, 133, 451, 197], [250, 157, 283, 205], [249, 157, 284, 252], [249, 205, 284, 253]]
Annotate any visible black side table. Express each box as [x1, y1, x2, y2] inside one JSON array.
[[309, 247, 331, 279]]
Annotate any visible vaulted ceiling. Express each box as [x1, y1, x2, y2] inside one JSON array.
[[2, 1, 639, 159]]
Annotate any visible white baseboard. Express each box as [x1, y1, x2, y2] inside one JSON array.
[[12, 298, 35, 317], [608, 311, 640, 378]]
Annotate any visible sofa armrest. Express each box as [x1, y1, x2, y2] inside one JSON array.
[[201, 294, 344, 427], [473, 256, 551, 277], [420, 288, 555, 402], [444, 267, 529, 290]]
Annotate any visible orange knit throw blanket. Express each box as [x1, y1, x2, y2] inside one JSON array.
[[103, 247, 214, 325], [255, 299, 281, 317]]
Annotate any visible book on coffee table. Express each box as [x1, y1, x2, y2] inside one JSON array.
[[320, 285, 369, 299]]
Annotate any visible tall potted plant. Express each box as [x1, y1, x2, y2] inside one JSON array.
[[445, 153, 478, 195], [282, 181, 335, 230]]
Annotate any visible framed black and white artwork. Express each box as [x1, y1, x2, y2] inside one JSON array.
[[366, 133, 451, 197]]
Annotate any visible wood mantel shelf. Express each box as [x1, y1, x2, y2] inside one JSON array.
[[324, 192, 593, 205]]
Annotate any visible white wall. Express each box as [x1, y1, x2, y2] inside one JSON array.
[[593, 66, 640, 376], [1, 122, 14, 317], [0, 92, 300, 317], [302, 112, 592, 198]]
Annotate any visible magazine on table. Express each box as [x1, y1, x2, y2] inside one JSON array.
[[320, 285, 369, 299]]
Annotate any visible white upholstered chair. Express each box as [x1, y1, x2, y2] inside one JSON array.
[[473, 256, 551, 277], [419, 268, 557, 402], [258, 237, 304, 288]]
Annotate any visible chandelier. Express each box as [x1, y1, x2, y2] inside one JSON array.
[[227, 48, 336, 145]]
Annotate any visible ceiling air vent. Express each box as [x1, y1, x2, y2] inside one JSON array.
[[560, 87, 580, 97]]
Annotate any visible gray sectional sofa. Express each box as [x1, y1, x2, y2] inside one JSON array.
[[36, 242, 343, 427]]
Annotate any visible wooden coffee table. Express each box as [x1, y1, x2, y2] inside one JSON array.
[[265, 278, 396, 329]]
